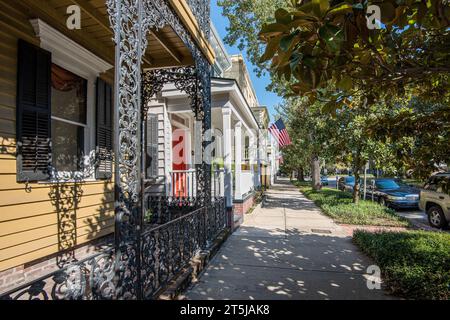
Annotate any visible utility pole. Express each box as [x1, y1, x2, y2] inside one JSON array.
[[363, 161, 369, 200]]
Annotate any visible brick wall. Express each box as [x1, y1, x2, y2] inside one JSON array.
[[233, 194, 254, 229], [0, 236, 112, 295]]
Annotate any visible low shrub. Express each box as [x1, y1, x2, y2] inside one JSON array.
[[353, 230, 450, 299], [296, 184, 409, 227]]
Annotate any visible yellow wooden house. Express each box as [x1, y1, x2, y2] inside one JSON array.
[[0, 0, 215, 298]]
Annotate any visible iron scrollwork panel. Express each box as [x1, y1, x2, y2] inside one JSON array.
[[0, 250, 116, 300], [0, 197, 227, 300], [141, 66, 212, 205], [106, 0, 214, 300], [140, 207, 206, 298], [186, 0, 211, 38]]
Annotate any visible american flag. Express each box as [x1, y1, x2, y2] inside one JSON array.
[[268, 118, 292, 147]]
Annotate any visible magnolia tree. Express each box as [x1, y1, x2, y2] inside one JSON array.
[[258, 0, 449, 109], [218, 0, 449, 202]]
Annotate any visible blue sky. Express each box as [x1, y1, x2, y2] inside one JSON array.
[[210, 0, 282, 121]]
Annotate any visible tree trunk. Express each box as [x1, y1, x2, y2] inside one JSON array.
[[297, 167, 305, 182], [353, 169, 360, 204], [352, 149, 363, 204], [311, 155, 321, 190]]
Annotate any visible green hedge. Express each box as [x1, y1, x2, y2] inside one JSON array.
[[353, 230, 450, 299], [295, 182, 409, 227]]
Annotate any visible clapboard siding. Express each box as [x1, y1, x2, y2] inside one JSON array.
[[1, 205, 114, 236], [0, 193, 114, 222], [1, 210, 114, 249], [0, 183, 114, 207], [0, 105, 14, 121], [145, 106, 166, 194], [0, 3, 115, 271], [1, 226, 114, 270]]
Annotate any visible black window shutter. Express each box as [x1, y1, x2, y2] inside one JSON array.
[[16, 39, 52, 182], [95, 78, 113, 179], [146, 114, 158, 178]]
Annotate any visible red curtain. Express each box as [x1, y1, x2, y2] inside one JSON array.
[[51, 64, 85, 96]]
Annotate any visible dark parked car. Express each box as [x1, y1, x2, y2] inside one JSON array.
[[338, 176, 357, 192], [367, 178, 420, 209], [321, 175, 329, 186]]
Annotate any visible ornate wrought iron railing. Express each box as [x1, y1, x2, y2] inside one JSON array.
[[141, 197, 226, 298], [145, 195, 200, 225], [0, 198, 227, 300], [206, 196, 227, 243], [0, 248, 116, 300]]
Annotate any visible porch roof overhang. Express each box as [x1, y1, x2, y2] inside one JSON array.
[[252, 105, 270, 129], [168, 0, 215, 65], [161, 77, 261, 131], [210, 77, 260, 130], [16, 0, 214, 70]]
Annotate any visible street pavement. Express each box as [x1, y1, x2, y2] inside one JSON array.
[[184, 178, 395, 300]]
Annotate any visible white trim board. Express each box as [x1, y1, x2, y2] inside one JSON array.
[[30, 19, 112, 79]]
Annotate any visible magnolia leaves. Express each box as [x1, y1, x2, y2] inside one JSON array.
[[313, 0, 330, 17], [258, 0, 450, 113], [327, 3, 353, 17], [337, 75, 352, 91], [259, 1, 353, 105], [258, 1, 359, 95], [319, 23, 344, 52]]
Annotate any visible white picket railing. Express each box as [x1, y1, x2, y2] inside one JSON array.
[[168, 168, 225, 198]]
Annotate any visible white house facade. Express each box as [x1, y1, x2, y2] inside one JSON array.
[[143, 24, 280, 228]]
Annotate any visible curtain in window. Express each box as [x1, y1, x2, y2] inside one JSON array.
[[51, 64, 85, 97]]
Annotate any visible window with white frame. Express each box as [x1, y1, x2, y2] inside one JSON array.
[[20, 19, 113, 181], [51, 63, 87, 172]]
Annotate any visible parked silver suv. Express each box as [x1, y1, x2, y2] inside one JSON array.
[[419, 172, 450, 229]]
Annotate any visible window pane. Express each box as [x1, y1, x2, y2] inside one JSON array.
[[51, 64, 87, 123], [52, 120, 83, 172], [436, 177, 446, 193], [376, 179, 400, 189]]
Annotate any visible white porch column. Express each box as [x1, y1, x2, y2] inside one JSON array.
[[222, 108, 233, 208], [256, 129, 261, 188], [234, 121, 243, 200], [249, 132, 257, 187]]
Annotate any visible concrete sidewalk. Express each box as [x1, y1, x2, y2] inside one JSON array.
[[184, 178, 394, 300]]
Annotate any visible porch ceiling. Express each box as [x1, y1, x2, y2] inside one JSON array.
[[18, 0, 213, 70]]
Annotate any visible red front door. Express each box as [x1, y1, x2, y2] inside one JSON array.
[[172, 127, 189, 197]]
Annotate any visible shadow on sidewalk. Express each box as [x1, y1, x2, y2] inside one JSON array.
[[261, 195, 318, 210], [185, 224, 395, 300]]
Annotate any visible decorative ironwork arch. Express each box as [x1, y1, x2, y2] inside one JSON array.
[[142, 67, 198, 119], [104, 0, 211, 299], [141, 67, 211, 205]]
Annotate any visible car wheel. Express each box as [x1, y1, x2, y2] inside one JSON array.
[[427, 205, 449, 229], [378, 197, 387, 207]]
